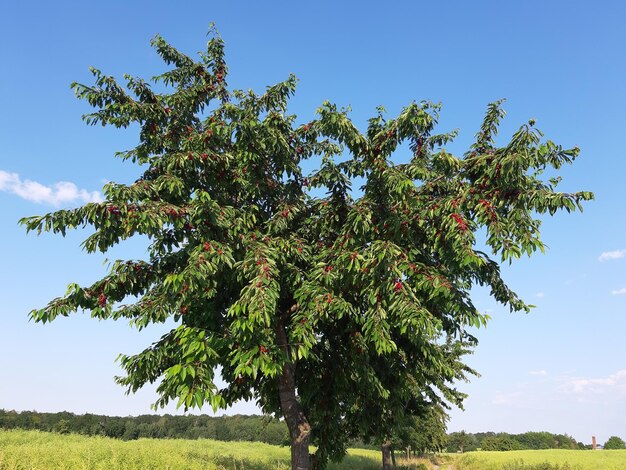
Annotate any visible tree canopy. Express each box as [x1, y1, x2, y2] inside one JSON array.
[[604, 436, 626, 450], [21, 28, 592, 470]]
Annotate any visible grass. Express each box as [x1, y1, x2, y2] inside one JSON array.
[[451, 449, 626, 470], [6, 430, 622, 470], [0, 429, 397, 469]]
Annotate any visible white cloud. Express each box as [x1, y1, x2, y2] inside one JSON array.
[[0, 170, 102, 206], [536, 292, 545, 298], [599, 249, 626, 262], [611, 287, 626, 295], [564, 370, 626, 395], [529, 370, 548, 376]]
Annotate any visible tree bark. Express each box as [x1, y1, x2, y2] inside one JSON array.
[[382, 441, 392, 470], [390, 446, 397, 467], [276, 317, 311, 470]]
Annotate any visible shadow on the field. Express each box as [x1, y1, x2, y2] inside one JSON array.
[[192, 452, 382, 469]]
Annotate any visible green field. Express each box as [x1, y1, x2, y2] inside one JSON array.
[[3, 430, 626, 470], [0, 429, 395, 470], [451, 449, 626, 470]]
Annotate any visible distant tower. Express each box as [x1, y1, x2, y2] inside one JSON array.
[[592, 436, 597, 450]]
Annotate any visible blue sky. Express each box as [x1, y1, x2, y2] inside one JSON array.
[[1, 0, 625, 444]]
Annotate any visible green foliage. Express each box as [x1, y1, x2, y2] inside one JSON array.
[[21, 27, 592, 467], [447, 431, 579, 452], [447, 430, 479, 453], [391, 402, 449, 455], [604, 435, 626, 450], [52, 419, 70, 435], [482, 435, 525, 451], [0, 409, 288, 445]]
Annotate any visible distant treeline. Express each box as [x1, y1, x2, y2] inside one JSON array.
[[0, 409, 289, 445], [446, 431, 590, 452], [0, 410, 590, 452]]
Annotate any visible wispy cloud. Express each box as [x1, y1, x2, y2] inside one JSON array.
[[529, 370, 548, 376], [599, 249, 626, 262], [0, 170, 102, 206], [492, 391, 524, 406], [536, 292, 545, 299], [611, 287, 626, 295], [564, 370, 626, 395]]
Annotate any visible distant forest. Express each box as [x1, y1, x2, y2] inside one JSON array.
[[0, 409, 590, 452], [0, 409, 289, 445], [446, 430, 590, 452]]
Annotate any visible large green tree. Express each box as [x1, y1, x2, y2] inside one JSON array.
[[390, 401, 450, 459], [21, 29, 592, 470], [604, 436, 626, 450]]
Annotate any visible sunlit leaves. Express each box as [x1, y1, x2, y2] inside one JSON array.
[[22, 28, 593, 467]]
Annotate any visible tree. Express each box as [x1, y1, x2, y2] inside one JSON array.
[[604, 436, 626, 449], [21, 28, 592, 470], [53, 418, 71, 435], [392, 402, 449, 458], [447, 431, 478, 453], [349, 338, 477, 469], [481, 434, 524, 451]]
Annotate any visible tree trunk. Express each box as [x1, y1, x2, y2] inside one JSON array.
[[276, 317, 311, 470], [382, 441, 392, 470], [390, 446, 397, 467]]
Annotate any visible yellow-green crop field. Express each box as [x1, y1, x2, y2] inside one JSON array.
[[3, 430, 626, 470], [450, 449, 626, 470], [0, 429, 398, 470]]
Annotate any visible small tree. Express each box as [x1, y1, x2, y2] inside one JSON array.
[[604, 436, 626, 449], [22, 29, 592, 470], [392, 402, 449, 457], [53, 418, 70, 435], [481, 434, 524, 451], [447, 431, 478, 453]]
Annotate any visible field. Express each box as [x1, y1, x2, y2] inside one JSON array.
[[0, 429, 431, 470], [3, 430, 626, 470], [450, 449, 626, 470]]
